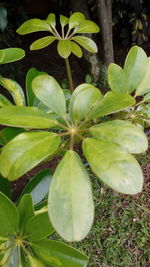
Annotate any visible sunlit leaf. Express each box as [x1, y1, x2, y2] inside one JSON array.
[[46, 13, 56, 27], [71, 41, 83, 58], [71, 36, 98, 53], [57, 40, 72, 58], [136, 58, 150, 96], [69, 12, 85, 29], [18, 194, 34, 231], [0, 48, 25, 64], [75, 20, 100, 33], [30, 36, 56, 50], [0, 93, 12, 107], [108, 63, 129, 93], [60, 15, 68, 27], [17, 19, 50, 34]]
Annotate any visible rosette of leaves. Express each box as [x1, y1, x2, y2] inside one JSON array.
[[108, 45, 150, 127], [16, 12, 100, 58], [0, 193, 88, 266], [0, 59, 148, 242]]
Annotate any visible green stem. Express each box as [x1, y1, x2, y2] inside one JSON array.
[[70, 134, 74, 150], [65, 58, 74, 92]]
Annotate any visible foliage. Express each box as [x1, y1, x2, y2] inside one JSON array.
[[0, 42, 149, 244], [0, 192, 88, 266], [0, 3, 8, 32]]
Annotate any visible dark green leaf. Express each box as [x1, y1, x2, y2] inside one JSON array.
[[0, 174, 11, 199], [0, 4, 7, 32], [18, 194, 34, 231], [0, 127, 24, 145]]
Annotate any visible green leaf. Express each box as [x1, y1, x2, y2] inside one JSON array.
[[26, 67, 47, 106], [0, 77, 26, 106], [46, 13, 56, 28], [0, 48, 25, 64], [124, 46, 148, 93], [32, 239, 88, 267], [0, 131, 60, 180], [87, 91, 135, 120], [0, 174, 12, 199], [0, 50, 4, 63], [69, 12, 85, 29], [48, 150, 94, 242], [32, 75, 66, 117], [30, 36, 56, 50], [16, 19, 50, 35], [0, 93, 12, 107], [0, 106, 58, 128], [108, 63, 129, 93], [0, 127, 24, 145], [57, 40, 72, 58], [0, 192, 19, 236], [136, 58, 150, 96], [25, 211, 54, 241], [75, 20, 100, 34], [18, 168, 52, 205], [90, 120, 148, 154], [18, 194, 34, 231], [0, 4, 7, 32], [71, 36, 98, 53], [83, 138, 143, 194], [69, 83, 101, 123], [143, 92, 150, 102], [60, 15, 68, 27], [27, 254, 46, 267], [71, 41, 83, 58]]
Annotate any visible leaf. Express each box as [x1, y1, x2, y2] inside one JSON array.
[[0, 48, 25, 64], [0, 77, 26, 106], [71, 41, 83, 58], [71, 36, 98, 53], [124, 46, 148, 93], [0, 50, 4, 63], [86, 91, 135, 120], [57, 40, 72, 58], [30, 36, 56, 50], [136, 58, 150, 96], [0, 174, 11, 199], [25, 211, 54, 241], [46, 13, 56, 28], [0, 192, 19, 236], [48, 150, 94, 242], [90, 120, 148, 154], [26, 67, 47, 106], [32, 75, 66, 117], [18, 168, 52, 205], [0, 127, 24, 145], [27, 254, 46, 267], [0, 93, 12, 107], [75, 20, 100, 34], [60, 15, 68, 27], [0, 106, 58, 128], [83, 138, 143, 194], [32, 239, 88, 267], [108, 63, 129, 93], [69, 83, 101, 123], [16, 19, 50, 35], [69, 12, 85, 29], [0, 131, 60, 180], [143, 92, 150, 102], [18, 194, 34, 231], [0, 4, 7, 32]]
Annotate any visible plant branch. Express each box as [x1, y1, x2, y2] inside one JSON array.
[[65, 58, 74, 92]]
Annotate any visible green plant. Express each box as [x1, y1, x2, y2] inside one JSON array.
[[0, 192, 88, 266]]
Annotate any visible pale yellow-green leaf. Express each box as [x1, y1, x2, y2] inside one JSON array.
[[71, 36, 98, 53], [30, 36, 56, 50]]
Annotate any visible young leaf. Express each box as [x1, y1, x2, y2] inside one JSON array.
[[0, 77, 26, 106], [60, 15, 68, 27], [75, 20, 100, 33], [87, 91, 135, 120], [32, 75, 66, 117], [0, 192, 19, 237], [90, 120, 148, 154], [69, 12, 85, 29], [136, 58, 150, 96], [0, 106, 58, 128], [0, 131, 60, 180], [26, 67, 47, 106], [25, 211, 54, 241], [18, 194, 34, 231], [0, 93, 12, 107], [0, 174, 12, 199], [83, 138, 143, 194], [16, 19, 50, 34], [27, 254, 46, 267], [71, 36, 98, 53], [46, 13, 56, 27], [18, 168, 52, 205], [124, 46, 148, 93], [32, 240, 88, 267], [57, 40, 72, 58], [0, 127, 24, 145], [0, 48, 25, 64], [108, 63, 129, 93], [71, 41, 83, 58], [48, 150, 94, 242], [69, 84, 101, 123], [30, 36, 56, 50]]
